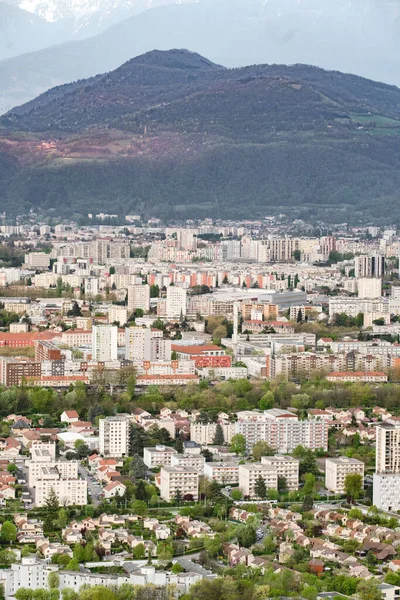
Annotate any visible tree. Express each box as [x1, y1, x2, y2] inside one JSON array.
[[131, 454, 147, 480], [231, 489, 243, 501], [48, 573, 60, 590], [171, 562, 184, 574], [344, 473, 363, 502], [278, 476, 288, 494], [135, 480, 149, 502], [66, 558, 80, 571], [133, 543, 146, 559], [45, 487, 60, 512], [0, 520, 17, 543], [303, 473, 317, 497], [253, 475, 267, 500], [57, 508, 68, 529], [6, 463, 16, 473], [213, 423, 225, 446], [229, 434, 246, 456], [237, 524, 257, 548], [252, 440, 273, 461], [357, 579, 383, 600]]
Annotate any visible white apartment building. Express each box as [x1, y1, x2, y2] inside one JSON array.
[[261, 455, 299, 490], [190, 422, 236, 445], [325, 456, 364, 494], [92, 324, 118, 362], [24, 252, 51, 269], [159, 466, 199, 501], [33, 465, 87, 507], [204, 462, 239, 485], [170, 453, 206, 471], [108, 305, 128, 325], [357, 277, 382, 299], [99, 416, 130, 457], [373, 473, 400, 512], [128, 284, 150, 314], [28, 459, 79, 488], [238, 463, 278, 498], [125, 326, 168, 362], [372, 424, 400, 511], [236, 413, 328, 453], [166, 286, 187, 319], [143, 445, 178, 468], [376, 424, 400, 474]]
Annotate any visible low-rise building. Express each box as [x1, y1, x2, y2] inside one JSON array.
[[204, 462, 239, 485], [261, 455, 299, 490], [143, 445, 178, 469]]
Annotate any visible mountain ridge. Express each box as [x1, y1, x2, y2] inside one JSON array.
[[1, 49, 400, 223], [1, 0, 400, 115]]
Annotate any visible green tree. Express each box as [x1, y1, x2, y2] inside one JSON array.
[[229, 434, 246, 456], [66, 559, 79, 571], [133, 543, 146, 559], [48, 573, 60, 590], [254, 475, 267, 500], [213, 423, 225, 446], [231, 489, 243, 501], [303, 473, 317, 497], [0, 520, 17, 543], [252, 440, 274, 461], [344, 472, 363, 502], [357, 579, 383, 600], [45, 487, 60, 512], [135, 480, 149, 502], [237, 524, 257, 548], [57, 508, 68, 529]]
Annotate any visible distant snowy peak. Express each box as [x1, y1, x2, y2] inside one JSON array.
[[18, 0, 197, 32]]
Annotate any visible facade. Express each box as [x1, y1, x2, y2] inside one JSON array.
[[355, 255, 385, 279], [170, 453, 206, 471], [327, 371, 387, 383], [325, 456, 365, 494], [159, 466, 199, 501], [358, 277, 382, 299], [128, 284, 150, 314], [24, 252, 51, 269], [260, 455, 299, 490], [0, 359, 41, 386], [190, 422, 236, 445], [34, 470, 87, 507], [143, 445, 178, 468], [99, 416, 130, 458], [204, 462, 239, 485], [238, 463, 278, 498], [92, 324, 118, 362], [373, 473, 400, 512], [376, 424, 400, 474], [166, 286, 187, 319]]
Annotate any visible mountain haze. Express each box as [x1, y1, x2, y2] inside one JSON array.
[[1, 0, 400, 114], [2, 49, 400, 223]]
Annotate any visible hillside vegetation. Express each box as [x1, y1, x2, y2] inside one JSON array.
[[2, 50, 400, 222]]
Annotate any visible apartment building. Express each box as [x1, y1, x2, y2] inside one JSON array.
[[166, 286, 187, 319], [261, 455, 299, 490], [24, 252, 50, 269], [99, 416, 130, 458], [125, 327, 168, 362], [355, 255, 385, 278], [190, 422, 236, 445], [327, 372, 387, 383], [376, 424, 400, 474], [108, 305, 128, 326], [170, 453, 206, 472], [92, 324, 118, 362], [128, 284, 150, 314], [236, 410, 328, 453], [159, 466, 199, 501], [373, 424, 400, 511], [0, 359, 41, 386], [358, 277, 382, 299], [28, 458, 80, 488], [32, 464, 87, 507], [204, 462, 239, 485], [143, 445, 178, 468], [325, 456, 365, 494], [238, 464, 278, 498], [35, 340, 62, 362]]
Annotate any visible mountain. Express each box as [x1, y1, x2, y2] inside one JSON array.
[[8, 0, 197, 35], [2, 49, 400, 223], [1, 0, 400, 114], [0, 1, 69, 61]]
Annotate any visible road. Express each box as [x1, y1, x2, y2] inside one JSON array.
[[78, 464, 102, 506]]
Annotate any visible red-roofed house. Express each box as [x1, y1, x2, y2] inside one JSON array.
[[171, 344, 231, 368], [61, 411, 80, 424]]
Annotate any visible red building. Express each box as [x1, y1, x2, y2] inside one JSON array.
[[171, 344, 231, 369]]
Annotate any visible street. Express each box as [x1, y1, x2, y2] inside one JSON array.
[[78, 464, 102, 506]]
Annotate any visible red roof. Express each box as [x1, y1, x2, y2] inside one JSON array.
[[171, 344, 222, 355], [328, 371, 386, 377], [64, 410, 79, 418]]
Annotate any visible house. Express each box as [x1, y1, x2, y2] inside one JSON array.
[[62, 528, 83, 544], [309, 558, 324, 574], [60, 411, 80, 424], [389, 560, 400, 572], [104, 481, 126, 499]]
